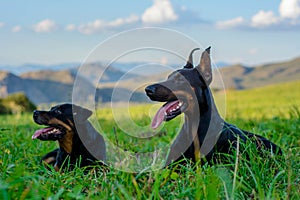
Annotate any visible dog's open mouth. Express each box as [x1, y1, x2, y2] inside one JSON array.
[[151, 100, 184, 129], [32, 127, 64, 140]]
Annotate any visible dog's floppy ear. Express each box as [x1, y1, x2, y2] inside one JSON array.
[[72, 105, 92, 123], [184, 48, 200, 69], [196, 46, 212, 85]]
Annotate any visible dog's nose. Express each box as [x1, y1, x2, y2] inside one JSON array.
[[145, 85, 156, 96]]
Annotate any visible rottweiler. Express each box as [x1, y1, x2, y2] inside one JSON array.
[[145, 47, 282, 166], [32, 103, 106, 171]]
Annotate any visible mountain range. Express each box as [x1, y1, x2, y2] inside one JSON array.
[[0, 61, 230, 75], [0, 56, 299, 105]]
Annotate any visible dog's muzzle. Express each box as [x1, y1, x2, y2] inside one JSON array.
[[145, 84, 174, 102], [145, 84, 184, 129]]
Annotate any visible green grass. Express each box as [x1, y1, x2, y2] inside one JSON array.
[[1, 80, 300, 199]]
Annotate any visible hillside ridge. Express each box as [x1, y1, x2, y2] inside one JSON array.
[[0, 56, 299, 104]]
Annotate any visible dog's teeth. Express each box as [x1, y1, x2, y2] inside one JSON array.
[[47, 128, 59, 134]]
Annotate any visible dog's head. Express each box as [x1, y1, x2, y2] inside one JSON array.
[[145, 47, 212, 129], [32, 104, 92, 141]]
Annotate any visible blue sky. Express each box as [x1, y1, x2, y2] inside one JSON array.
[[1, 0, 300, 67]]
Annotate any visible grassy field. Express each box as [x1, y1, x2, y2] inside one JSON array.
[[0, 80, 299, 199]]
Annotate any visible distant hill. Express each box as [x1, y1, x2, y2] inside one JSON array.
[[244, 57, 300, 88], [73, 63, 138, 86], [20, 62, 138, 86], [0, 71, 75, 104], [0, 63, 146, 104], [21, 70, 76, 84], [216, 56, 300, 89], [100, 56, 300, 91], [98, 71, 169, 92], [0, 63, 79, 75], [0, 56, 299, 105]]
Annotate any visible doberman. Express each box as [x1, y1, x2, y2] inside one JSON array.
[[145, 47, 282, 166], [32, 103, 106, 171]]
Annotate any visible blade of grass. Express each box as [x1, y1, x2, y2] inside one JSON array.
[[232, 136, 240, 198]]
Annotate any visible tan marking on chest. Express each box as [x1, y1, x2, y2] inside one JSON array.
[[58, 130, 73, 154], [47, 118, 74, 153]]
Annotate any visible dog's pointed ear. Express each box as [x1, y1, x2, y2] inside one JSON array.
[[196, 46, 212, 85], [184, 48, 200, 69], [72, 105, 93, 123]]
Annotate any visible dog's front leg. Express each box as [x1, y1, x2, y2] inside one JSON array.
[[54, 148, 70, 171]]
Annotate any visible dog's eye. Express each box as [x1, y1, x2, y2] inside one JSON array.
[[55, 110, 62, 115]]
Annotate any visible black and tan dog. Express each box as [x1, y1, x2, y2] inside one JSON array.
[[32, 104, 106, 171], [145, 47, 282, 166]]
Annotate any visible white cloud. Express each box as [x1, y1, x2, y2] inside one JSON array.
[[65, 24, 76, 31], [67, 0, 203, 35], [69, 0, 202, 34], [108, 15, 139, 27], [32, 19, 58, 33], [279, 0, 300, 19], [249, 48, 258, 55], [0, 22, 4, 28], [78, 15, 139, 35], [78, 20, 104, 34], [216, 17, 245, 29], [216, 0, 300, 30], [142, 0, 178, 24], [12, 25, 22, 33], [251, 10, 280, 28]]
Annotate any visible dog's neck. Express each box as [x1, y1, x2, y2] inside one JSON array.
[[58, 130, 74, 154], [184, 87, 224, 155]]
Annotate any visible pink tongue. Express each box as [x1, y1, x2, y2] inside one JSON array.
[[32, 127, 54, 140], [151, 100, 179, 129]]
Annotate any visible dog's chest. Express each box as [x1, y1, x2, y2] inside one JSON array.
[[58, 130, 73, 153]]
